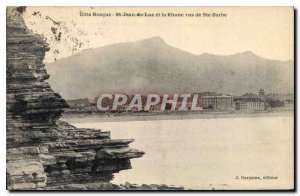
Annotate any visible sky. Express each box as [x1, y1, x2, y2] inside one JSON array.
[[23, 6, 294, 63]]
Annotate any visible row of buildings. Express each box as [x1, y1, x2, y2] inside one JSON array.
[[198, 89, 266, 111], [66, 89, 270, 113]]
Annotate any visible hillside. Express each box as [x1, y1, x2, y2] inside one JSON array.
[[46, 36, 294, 100]]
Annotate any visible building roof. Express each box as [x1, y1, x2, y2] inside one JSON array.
[[233, 96, 263, 102], [200, 95, 232, 98]]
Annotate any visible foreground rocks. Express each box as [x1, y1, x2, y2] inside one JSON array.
[[46, 182, 184, 190], [6, 7, 146, 190]]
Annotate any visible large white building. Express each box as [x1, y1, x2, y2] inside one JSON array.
[[198, 95, 234, 109]]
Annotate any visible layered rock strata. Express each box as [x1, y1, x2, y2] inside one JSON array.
[[6, 7, 144, 190]]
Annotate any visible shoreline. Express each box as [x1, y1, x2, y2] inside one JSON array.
[[61, 109, 294, 123]]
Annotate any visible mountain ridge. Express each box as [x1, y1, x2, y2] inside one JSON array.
[[46, 36, 294, 100], [73, 37, 292, 63]]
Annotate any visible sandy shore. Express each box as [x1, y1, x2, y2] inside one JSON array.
[[61, 109, 294, 123]]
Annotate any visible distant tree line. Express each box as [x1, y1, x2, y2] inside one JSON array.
[[265, 98, 285, 108]]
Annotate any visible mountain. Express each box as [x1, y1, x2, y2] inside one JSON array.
[[46, 36, 294, 100]]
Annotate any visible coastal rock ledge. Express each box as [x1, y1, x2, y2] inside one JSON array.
[[6, 7, 154, 190]]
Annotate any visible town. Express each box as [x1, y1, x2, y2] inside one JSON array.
[[64, 89, 294, 115]]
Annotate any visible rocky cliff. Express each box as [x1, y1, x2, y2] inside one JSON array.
[[6, 7, 145, 190]]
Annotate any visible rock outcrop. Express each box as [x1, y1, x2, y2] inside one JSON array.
[[6, 7, 144, 190], [46, 182, 184, 190]]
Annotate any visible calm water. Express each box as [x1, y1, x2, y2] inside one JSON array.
[[70, 116, 293, 190]]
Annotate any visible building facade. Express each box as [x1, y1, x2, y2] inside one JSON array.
[[234, 97, 265, 111], [198, 95, 234, 109]]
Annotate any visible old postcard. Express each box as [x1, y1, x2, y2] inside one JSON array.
[[6, 6, 294, 190]]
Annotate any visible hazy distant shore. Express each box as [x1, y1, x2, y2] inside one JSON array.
[[61, 109, 294, 123]]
